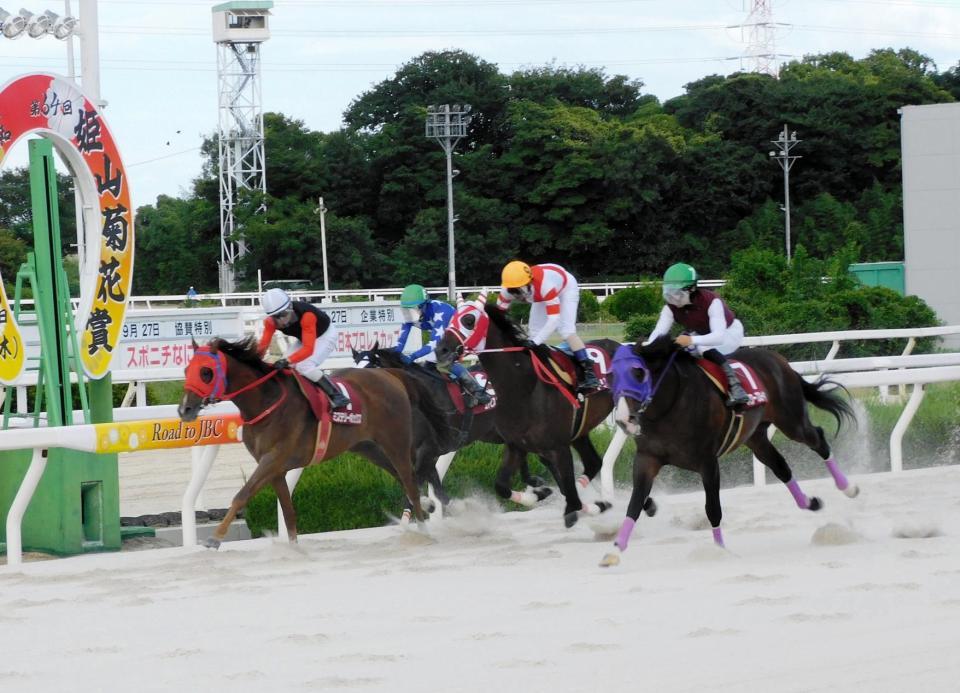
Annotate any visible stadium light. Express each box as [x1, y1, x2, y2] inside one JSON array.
[[0, 7, 27, 38], [0, 6, 78, 40]]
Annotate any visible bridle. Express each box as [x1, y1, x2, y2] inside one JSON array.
[[611, 345, 678, 426], [184, 347, 288, 425]]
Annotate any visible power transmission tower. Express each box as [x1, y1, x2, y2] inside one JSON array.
[[740, 0, 780, 77], [212, 2, 272, 293]]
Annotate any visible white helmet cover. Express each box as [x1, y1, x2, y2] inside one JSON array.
[[261, 288, 292, 316]]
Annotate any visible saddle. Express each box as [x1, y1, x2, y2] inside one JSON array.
[[291, 372, 364, 461], [697, 359, 768, 409], [542, 346, 610, 391]]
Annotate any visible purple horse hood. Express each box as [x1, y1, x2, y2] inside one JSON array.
[[611, 345, 652, 405]]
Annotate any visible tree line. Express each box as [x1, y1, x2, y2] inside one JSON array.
[[2, 48, 958, 295]]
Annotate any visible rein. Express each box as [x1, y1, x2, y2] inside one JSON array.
[[188, 349, 289, 425], [477, 345, 580, 409]]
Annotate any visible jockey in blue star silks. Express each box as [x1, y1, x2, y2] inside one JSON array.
[[395, 283, 491, 406]]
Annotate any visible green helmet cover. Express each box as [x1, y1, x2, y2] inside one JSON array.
[[662, 263, 698, 290], [400, 284, 428, 308]]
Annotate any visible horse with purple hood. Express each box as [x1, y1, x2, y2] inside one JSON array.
[[600, 337, 859, 567]]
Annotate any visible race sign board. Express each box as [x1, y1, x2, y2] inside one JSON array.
[[322, 301, 420, 359], [111, 308, 245, 371], [10, 307, 245, 381]]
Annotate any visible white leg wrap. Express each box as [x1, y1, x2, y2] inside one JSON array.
[[510, 490, 539, 507]]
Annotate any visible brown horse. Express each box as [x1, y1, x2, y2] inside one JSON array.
[[178, 337, 425, 548], [600, 337, 858, 567]]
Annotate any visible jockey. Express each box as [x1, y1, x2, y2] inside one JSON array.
[[257, 288, 350, 409], [497, 260, 601, 393], [396, 283, 491, 406], [646, 262, 749, 408]]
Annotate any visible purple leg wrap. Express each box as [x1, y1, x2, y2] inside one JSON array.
[[712, 526, 725, 547], [615, 517, 636, 551], [825, 458, 850, 491], [787, 478, 809, 509]]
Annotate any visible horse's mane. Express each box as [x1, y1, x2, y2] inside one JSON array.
[[633, 335, 676, 359], [211, 336, 271, 372], [484, 303, 527, 343]]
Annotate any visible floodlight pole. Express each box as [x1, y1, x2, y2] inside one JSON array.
[[769, 123, 801, 263], [78, 0, 101, 105], [316, 196, 330, 295], [426, 104, 471, 302]]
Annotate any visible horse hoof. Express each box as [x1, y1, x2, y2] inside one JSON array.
[[421, 498, 437, 514], [808, 496, 823, 512], [203, 537, 221, 550], [842, 483, 860, 499], [596, 501, 612, 514], [643, 497, 658, 517], [599, 551, 621, 568], [564, 511, 579, 528], [534, 486, 553, 502]]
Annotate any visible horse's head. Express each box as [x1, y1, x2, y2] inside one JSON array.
[[179, 338, 228, 422], [435, 293, 491, 367], [611, 337, 680, 436], [352, 340, 383, 368]]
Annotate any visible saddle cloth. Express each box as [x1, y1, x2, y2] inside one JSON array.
[[292, 372, 364, 461], [697, 359, 768, 409], [292, 371, 363, 423], [545, 345, 611, 390], [445, 370, 497, 414]]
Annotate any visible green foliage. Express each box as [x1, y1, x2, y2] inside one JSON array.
[[134, 47, 957, 292], [603, 285, 661, 321], [725, 245, 939, 359], [577, 290, 600, 322], [623, 314, 662, 343]]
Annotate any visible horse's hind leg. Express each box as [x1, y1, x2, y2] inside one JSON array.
[[272, 476, 298, 543], [779, 416, 859, 499], [572, 437, 602, 489], [745, 424, 822, 512], [600, 452, 661, 567]]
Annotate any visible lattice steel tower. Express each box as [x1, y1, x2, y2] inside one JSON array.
[[743, 0, 778, 77], [212, 1, 272, 293]]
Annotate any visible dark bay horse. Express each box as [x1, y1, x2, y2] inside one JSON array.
[[435, 296, 655, 528], [600, 336, 858, 567], [178, 337, 426, 547]]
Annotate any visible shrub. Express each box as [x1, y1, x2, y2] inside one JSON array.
[[603, 285, 661, 321], [577, 290, 601, 322], [624, 314, 661, 343]]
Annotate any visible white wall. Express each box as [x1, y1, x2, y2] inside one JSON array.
[[901, 103, 960, 334]]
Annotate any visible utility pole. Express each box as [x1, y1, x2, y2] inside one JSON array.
[[426, 104, 471, 302], [769, 124, 801, 263]]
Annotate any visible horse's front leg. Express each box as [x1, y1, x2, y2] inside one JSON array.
[[496, 445, 551, 507], [272, 475, 298, 543], [542, 447, 611, 528], [600, 451, 661, 567], [205, 453, 278, 550]]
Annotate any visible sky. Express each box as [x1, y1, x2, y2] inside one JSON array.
[[1, 0, 958, 208], [3, 463, 960, 690]]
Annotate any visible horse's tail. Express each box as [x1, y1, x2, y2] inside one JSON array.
[[800, 376, 856, 434]]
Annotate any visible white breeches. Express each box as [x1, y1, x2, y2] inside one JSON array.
[[285, 324, 338, 379], [528, 276, 580, 339]]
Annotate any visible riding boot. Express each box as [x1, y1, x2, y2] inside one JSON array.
[[316, 373, 350, 409], [719, 362, 750, 408], [574, 353, 602, 393], [457, 370, 491, 407]]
